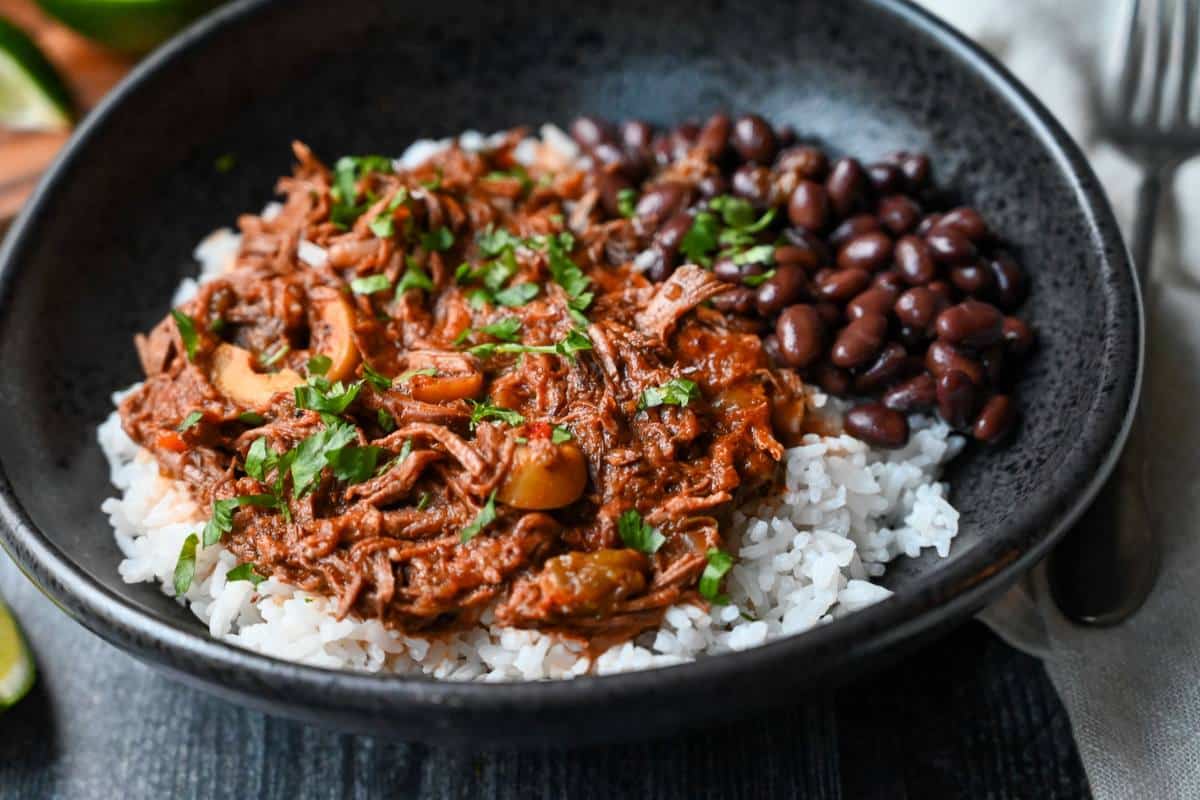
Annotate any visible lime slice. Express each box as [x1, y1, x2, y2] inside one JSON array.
[[35, 0, 221, 55], [0, 595, 35, 711], [0, 16, 72, 131]]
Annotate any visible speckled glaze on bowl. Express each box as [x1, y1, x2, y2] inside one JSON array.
[[0, 0, 1139, 745]]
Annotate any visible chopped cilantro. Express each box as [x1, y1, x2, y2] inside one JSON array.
[[420, 227, 454, 252], [173, 533, 199, 596], [617, 187, 638, 218], [699, 548, 735, 603], [238, 411, 266, 426], [286, 419, 358, 496], [680, 211, 720, 267], [640, 377, 700, 410], [493, 282, 539, 307], [469, 400, 525, 430], [226, 563, 267, 586], [460, 491, 497, 543], [350, 273, 393, 294], [416, 492, 431, 511], [476, 226, 523, 257], [395, 259, 435, 296], [741, 268, 776, 288], [307, 354, 332, 375], [479, 318, 522, 342], [397, 367, 438, 383], [467, 328, 592, 364], [293, 378, 362, 415], [731, 244, 776, 267], [331, 155, 393, 228], [202, 495, 279, 547], [367, 189, 409, 238], [245, 436, 274, 482], [618, 509, 666, 554], [361, 362, 392, 391], [551, 425, 573, 444], [420, 167, 443, 191], [325, 445, 384, 484], [176, 411, 203, 432], [376, 408, 396, 433], [170, 309, 199, 361], [259, 343, 290, 368]]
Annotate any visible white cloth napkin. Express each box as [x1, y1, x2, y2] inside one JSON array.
[[916, 1, 1200, 797]]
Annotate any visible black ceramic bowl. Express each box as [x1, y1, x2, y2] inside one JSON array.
[[0, 0, 1138, 745]]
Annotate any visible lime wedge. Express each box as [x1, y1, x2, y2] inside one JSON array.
[[0, 595, 35, 710], [0, 16, 72, 131], [35, 0, 221, 55]]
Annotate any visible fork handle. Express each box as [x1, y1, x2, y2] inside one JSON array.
[[1131, 164, 1168, 284]]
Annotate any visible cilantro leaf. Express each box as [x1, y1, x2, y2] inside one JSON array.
[[480, 318, 522, 342], [171, 309, 199, 361], [293, 378, 363, 415], [396, 259, 435, 296], [260, 343, 290, 368], [680, 212, 719, 267], [460, 491, 497, 543], [467, 329, 592, 364], [416, 492, 431, 511], [361, 362, 392, 391], [397, 367, 438, 383], [202, 495, 279, 547], [699, 548, 734, 603], [420, 227, 454, 252], [640, 377, 700, 410], [731, 244, 776, 267], [325, 445, 384, 483], [245, 436, 275, 482], [376, 408, 396, 433], [741, 268, 776, 288], [476, 226, 523, 257], [350, 273, 393, 294], [173, 533, 199, 596], [176, 411, 203, 432], [307, 354, 332, 375], [469, 400, 525, 430], [617, 188, 638, 218], [367, 189, 409, 239], [288, 419, 358, 496], [493, 282, 539, 307], [331, 155, 393, 228], [551, 425, 573, 444], [238, 411, 266, 426], [618, 509, 666, 554], [226, 563, 267, 586]]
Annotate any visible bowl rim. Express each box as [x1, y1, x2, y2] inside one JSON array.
[[0, 0, 1141, 715]]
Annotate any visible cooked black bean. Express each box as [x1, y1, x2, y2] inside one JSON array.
[[854, 343, 910, 392], [774, 244, 822, 272], [755, 264, 809, 315], [883, 373, 937, 412], [936, 207, 988, 241], [642, 244, 676, 282], [712, 256, 743, 283], [635, 182, 689, 227], [776, 304, 826, 368], [926, 229, 977, 264], [847, 285, 899, 321], [890, 151, 931, 189], [776, 146, 829, 179], [926, 279, 958, 306], [761, 333, 784, 365], [894, 286, 947, 331], [916, 213, 943, 236], [696, 113, 732, 159], [981, 344, 1006, 386], [831, 313, 887, 368], [814, 301, 843, 327], [596, 170, 633, 218], [711, 287, 757, 315], [988, 251, 1027, 309], [829, 214, 880, 249], [776, 125, 797, 148], [837, 231, 894, 272], [783, 228, 833, 265], [815, 267, 872, 303], [651, 135, 674, 167], [935, 299, 1004, 348], [949, 261, 996, 296], [731, 164, 772, 205], [812, 362, 852, 395], [1002, 317, 1035, 357], [873, 270, 906, 292], [731, 114, 778, 163], [844, 403, 909, 448], [877, 195, 922, 235], [570, 115, 614, 150], [937, 370, 980, 429], [697, 172, 728, 198], [893, 235, 937, 284], [973, 394, 1016, 443], [926, 340, 985, 385], [787, 180, 830, 231], [620, 119, 654, 153], [826, 158, 867, 217], [655, 213, 693, 256], [667, 123, 699, 161], [867, 162, 905, 195]]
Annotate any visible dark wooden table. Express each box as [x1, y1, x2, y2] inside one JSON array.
[[0, 553, 1090, 799]]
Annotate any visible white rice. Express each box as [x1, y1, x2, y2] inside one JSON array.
[[97, 128, 965, 681]]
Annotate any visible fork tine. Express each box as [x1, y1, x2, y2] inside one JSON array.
[[1177, 0, 1200, 125], [1142, 0, 1169, 126], [1115, 0, 1145, 112]]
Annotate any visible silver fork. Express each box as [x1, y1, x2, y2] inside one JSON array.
[[1049, 0, 1200, 625]]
